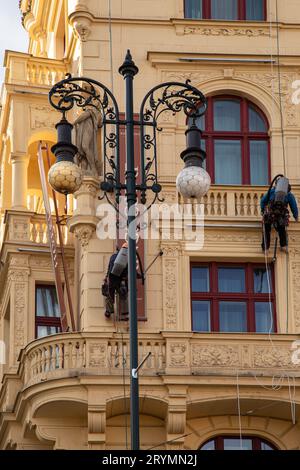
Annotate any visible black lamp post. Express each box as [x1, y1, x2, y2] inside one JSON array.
[[48, 51, 209, 450]]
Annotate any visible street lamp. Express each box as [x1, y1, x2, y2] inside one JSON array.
[[48, 50, 210, 450]]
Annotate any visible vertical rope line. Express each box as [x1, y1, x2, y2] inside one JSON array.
[[108, 0, 114, 94], [275, 0, 287, 175], [236, 371, 243, 450]]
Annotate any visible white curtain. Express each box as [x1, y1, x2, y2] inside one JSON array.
[[246, 0, 264, 20], [185, 0, 202, 18], [219, 302, 247, 332], [214, 100, 240, 131], [211, 0, 238, 20], [214, 140, 242, 185], [250, 140, 268, 185]]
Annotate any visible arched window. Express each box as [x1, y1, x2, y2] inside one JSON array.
[[200, 436, 276, 450], [192, 96, 270, 186], [185, 0, 266, 21]]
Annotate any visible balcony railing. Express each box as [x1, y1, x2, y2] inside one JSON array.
[[4, 51, 67, 87], [20, 332, 166, 387], [2, 210, 73, 248], [8, 332, 298, 391]]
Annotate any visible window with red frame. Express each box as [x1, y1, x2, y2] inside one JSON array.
[[189, 96, 270, 185], [200, 436, 276, 450], [191, 263, 276, 333], [35, 285, 62, 338], [185, 0, 266, 21]]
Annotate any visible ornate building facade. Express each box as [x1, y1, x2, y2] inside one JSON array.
[[0, 0, 299, 450]]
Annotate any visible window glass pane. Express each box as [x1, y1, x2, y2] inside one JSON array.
[[218, 267, 245, 292], [185, 0, 202, 18], [214, 100, 240, 131], [246, 0, 264, 20], [219, 302, 247, 332], [223, 438, 253, 450], [211, 0, 238, 20], [255, 302, 274, 333], [250, 140, 268, 185], [192, 301, 211, 332], [254, 267, 271, 293], [37, 325, 61, 339], [261, 442, 274, 450], [36, 286, 60, 318], [201, 440, 215, 450], [214, 140, 242, 184], [249, 106, 267, 132], [192, 267, 209, 291]]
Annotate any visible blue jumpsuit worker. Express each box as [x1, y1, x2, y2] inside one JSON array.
[[260, 185, 298, 250]]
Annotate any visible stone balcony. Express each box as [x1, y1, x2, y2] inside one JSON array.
[[4, 51, 67, 88], [1, 210, 74, 255], [1, 331, 298, 397]]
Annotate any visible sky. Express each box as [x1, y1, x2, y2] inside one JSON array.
[[0, 1, 29, 84]]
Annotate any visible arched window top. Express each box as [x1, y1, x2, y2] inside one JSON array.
[[200, 436, 276, 450], [185, 1, 266, 21], [190, 95, 270, 186]]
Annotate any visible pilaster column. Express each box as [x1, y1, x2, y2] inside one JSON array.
[[161, 243, 182, 330], [8, 255, 30, 371], [10, 152, 29, 210]]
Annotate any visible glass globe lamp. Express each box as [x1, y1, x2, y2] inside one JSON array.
[[177, 121, 211, 199], [49, 118, 83, 195], [176, 165, 211, 199]]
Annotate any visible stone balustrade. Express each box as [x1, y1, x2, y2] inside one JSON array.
[[3, 210, 73, 248], [5, 51, 67, 87], [11, 332, 299, 391], [20, 333, 166, 387]]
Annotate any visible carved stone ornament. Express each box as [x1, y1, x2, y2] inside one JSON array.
[[192, 344, 239, 368], [88, 343, 106, 367], [180, 26, 270, 37], [73, 224, 95, 248], [30, 105, 58, 130], [291, 262, 300, 331], [169, 343, 188, 367], [164, 259, 178, 329], [72, 16, 92, 42], [14, 282, 27, 362]]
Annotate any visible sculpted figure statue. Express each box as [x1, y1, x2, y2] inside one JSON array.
[[74, 106, 102, 176]]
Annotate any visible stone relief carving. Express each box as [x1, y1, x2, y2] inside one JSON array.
[[169, 343, 187, 367], [73, 225, 95, 248], [14, 282, 26, 362], [30, 105, 57, 130], [253, 347, 297, 369], [181, 26, 270, 37], [88, 343, 106, 367], [236, 71, 300, 127], [192, 345, 239, 367], [74, 108, 102, 177], [291, 262, 300, 331], [164, 259, 178, 329], [162, 69, 300, 128]]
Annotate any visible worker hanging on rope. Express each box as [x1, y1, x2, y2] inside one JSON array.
[[102, 242, 143, 321], [260, 175, 298, 252]]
